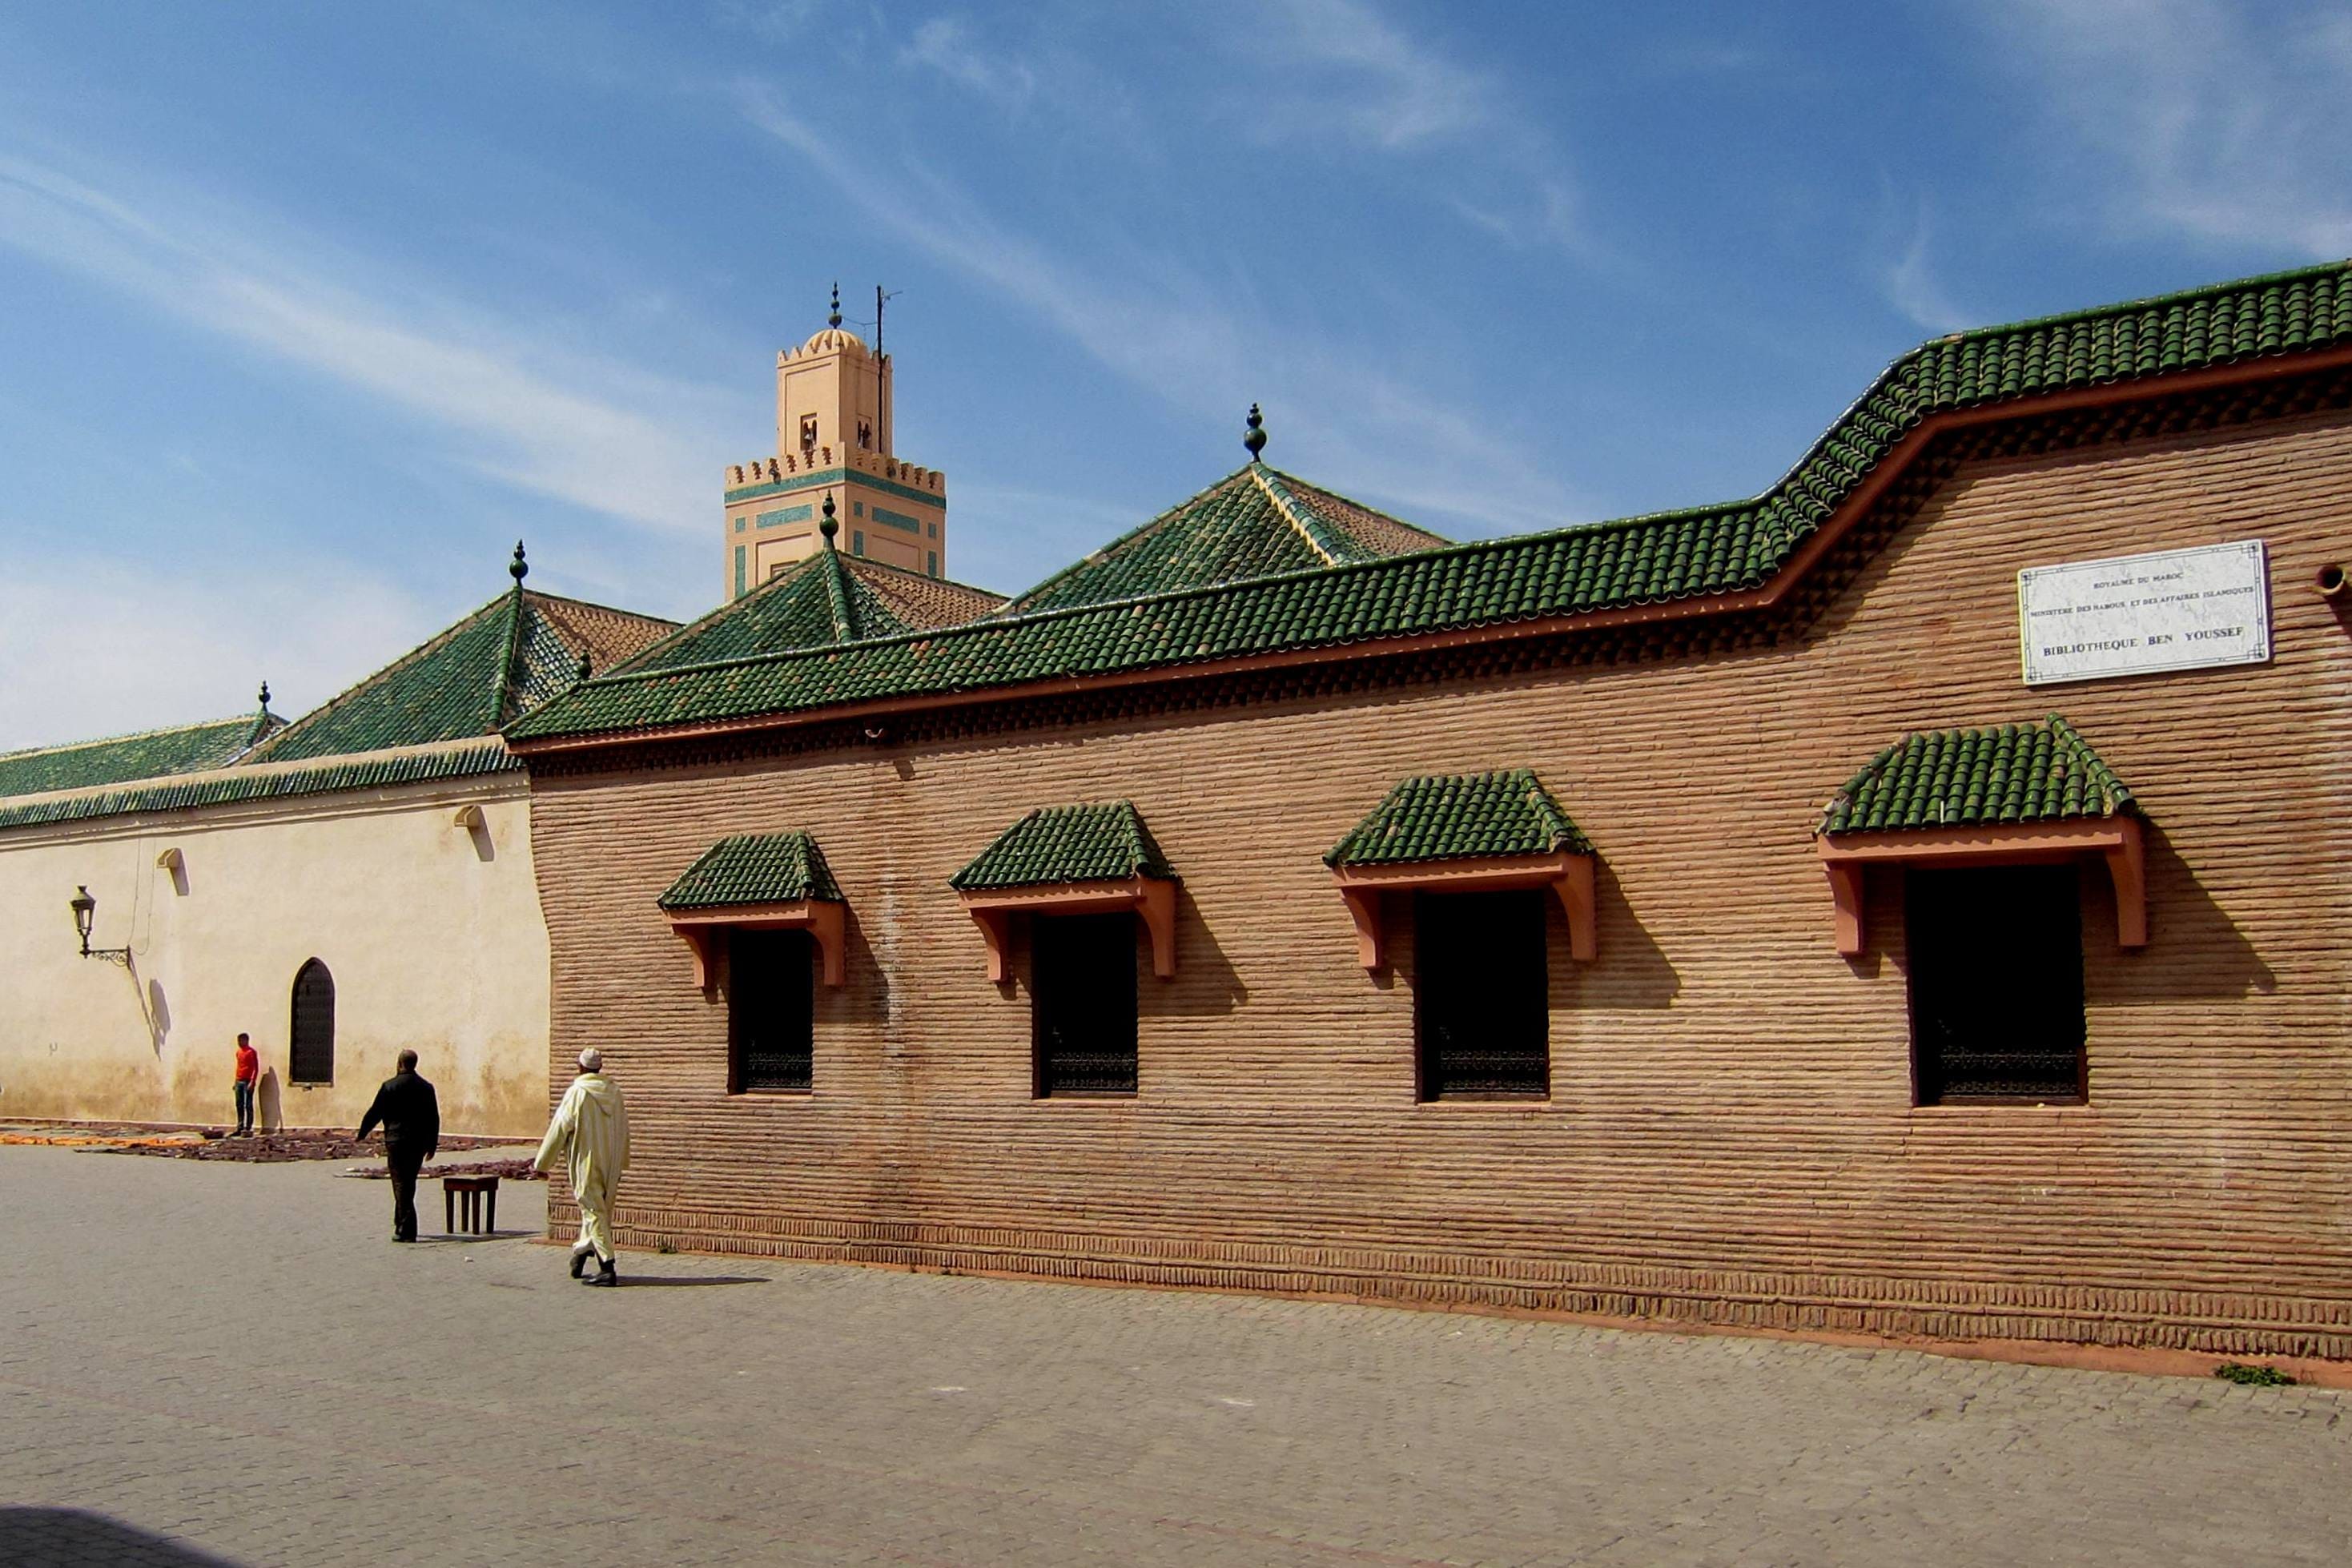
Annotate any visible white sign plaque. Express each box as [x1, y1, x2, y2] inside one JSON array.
[[2018, 540, 2270, 686]]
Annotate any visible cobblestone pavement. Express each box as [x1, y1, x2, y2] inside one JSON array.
[[2, 1146, 2346, 1567]]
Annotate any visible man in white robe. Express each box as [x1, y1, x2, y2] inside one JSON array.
[[535, 1048, 631, 1285]]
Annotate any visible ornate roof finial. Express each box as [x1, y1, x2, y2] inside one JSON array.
[[257, 681, 271, 710], [577, 649, 593, 681], [1242, 403, 1267, 460], [827, 281, 842, 330], [819, 492, 839, 546], [509, 539, 529, 583]]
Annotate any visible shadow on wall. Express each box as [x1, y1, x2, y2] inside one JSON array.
[[1582, 859, 1681, 1011], [147, 978, 171, 1054], [0, 1508, 247, 1565], [256, 1067, 283, 1132], [1142, 884, 1248, 1019], [2113, 820, 2277, 1002], [834, 906, 895, 1026]]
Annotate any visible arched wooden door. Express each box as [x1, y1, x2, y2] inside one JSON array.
[[288, 959, 336, 1085]]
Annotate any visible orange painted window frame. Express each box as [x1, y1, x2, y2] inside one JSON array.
[[1331, 852, 1598, 970], [1815, 818, 2146, 958], [668, 899, 847, 988], [958, 877, 1177, 983]]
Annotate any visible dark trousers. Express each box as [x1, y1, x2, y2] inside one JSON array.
[[232, 1081, 255, 1133], [388, 1148, 426, 1240]]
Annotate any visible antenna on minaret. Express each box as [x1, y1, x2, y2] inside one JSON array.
[[874, 284, 902, 454]]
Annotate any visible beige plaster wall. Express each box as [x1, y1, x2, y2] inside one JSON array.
[[0, 774, 549, 1136]]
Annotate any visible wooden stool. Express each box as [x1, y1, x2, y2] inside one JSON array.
[[442, 1174, 499, 1236]]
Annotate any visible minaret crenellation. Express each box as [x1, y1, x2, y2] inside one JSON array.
[[720, 287, 950, 600]]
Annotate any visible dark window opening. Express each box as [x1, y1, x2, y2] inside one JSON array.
[[1907, 864, 2086, 1104], [799, 414, 818, 453], [1031, 912, 1138, 1096], [1415, 889, 1548, 1100], [730, 928, 814, 1093], [288, 958, 336, 1086], [858, 417, 873, 449]]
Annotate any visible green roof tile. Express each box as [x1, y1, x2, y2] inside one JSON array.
[[950, 802, 1175, 891], [510, 261, 2352, 747], [1325, 770, 1590, 867], [1001, 462, 1449, 616], [1817, 717, 2137, 836], [623, 550, 1006, 675], [256, 588, 674, 763], [0, 710, 279, 799], [657, 831, 842, 909], [0, 739, 519, 831]]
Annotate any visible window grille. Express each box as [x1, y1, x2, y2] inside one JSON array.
[[1414, 890, 1548, 1099], [729, 928, 814, 1092], [1031, 913, 1138, 1096], [1908, 865, 2087, 1103], [287, 959, 336, 1085]]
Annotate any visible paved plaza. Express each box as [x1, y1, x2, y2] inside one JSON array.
[[1, 1145, 2346, 1566]]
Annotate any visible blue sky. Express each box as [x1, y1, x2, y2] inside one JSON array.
[[3, 1, 2348, 750]]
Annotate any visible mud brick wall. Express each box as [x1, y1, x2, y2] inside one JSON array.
[[533, 408, 2352, 1359]]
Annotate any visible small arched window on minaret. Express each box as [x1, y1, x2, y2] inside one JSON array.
[[800, 414, 818, 455], [858, 417, 873, 451]]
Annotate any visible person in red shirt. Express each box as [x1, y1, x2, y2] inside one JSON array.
[[232, 1034, 259, 1136]]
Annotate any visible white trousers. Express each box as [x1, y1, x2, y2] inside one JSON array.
[[572, 1173, 617, 1261]]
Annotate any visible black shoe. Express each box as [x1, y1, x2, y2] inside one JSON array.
[[569, 1248, 589, 1279], [584, 1256, 617, 1286]]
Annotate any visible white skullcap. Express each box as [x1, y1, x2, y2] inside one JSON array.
[[578, 1048, 604, 1073]]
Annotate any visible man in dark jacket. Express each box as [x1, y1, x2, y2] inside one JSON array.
[[355, 1050, 440, 1242]]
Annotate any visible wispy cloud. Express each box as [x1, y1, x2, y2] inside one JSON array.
[[738, 87, 1585, 537], [901, 18, 1039, 110], [1223, 0, 1590, 257], [0, 152, 728, 531], [1881, 206, 1974, 333], [1249, 0, 1487, 150], [1987, 0, 2352, 255], [0, 553, 425, 752]]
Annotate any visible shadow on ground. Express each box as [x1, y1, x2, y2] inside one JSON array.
[[0, 1507, 246, 1566], [613, 1274, 769, 1288]]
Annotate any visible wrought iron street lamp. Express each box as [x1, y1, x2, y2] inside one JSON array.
[[68, 885, 131, 964]]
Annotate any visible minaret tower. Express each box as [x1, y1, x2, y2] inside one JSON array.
[[720, 283, 951, 600]]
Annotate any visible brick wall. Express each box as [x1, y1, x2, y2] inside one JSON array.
[[530, 408, 2352, 1358]]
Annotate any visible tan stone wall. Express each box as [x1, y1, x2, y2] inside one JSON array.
[[534, 409, 2352, 1357], [0, 775, 551, 1136]]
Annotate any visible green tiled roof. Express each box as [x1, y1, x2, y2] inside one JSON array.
[[0, 739, 519, 832], [1002, 463, 1449, 616], [0, 711, 278, 798], [512, 261, 2352, 747], [255, 588, 675, 763], [1325, 770, 1590, 867], [657, 831, 842, 909], [1817, 718, 2137, 836], [624, 549, 1000, 674], [950, 802, 1175, 891]]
